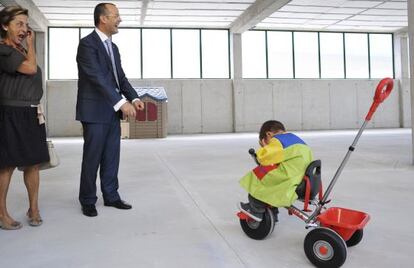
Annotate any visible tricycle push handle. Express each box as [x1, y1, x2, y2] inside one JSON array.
[[365, 78, 394, 120], [319, 78, 394, 208]]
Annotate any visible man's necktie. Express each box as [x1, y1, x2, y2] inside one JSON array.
[[104, 38, 120, 89]]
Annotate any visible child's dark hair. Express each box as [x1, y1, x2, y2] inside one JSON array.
[[259, 120, 285, 140]]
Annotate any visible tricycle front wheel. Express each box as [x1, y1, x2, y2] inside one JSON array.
[[239, 207, 276, 240]]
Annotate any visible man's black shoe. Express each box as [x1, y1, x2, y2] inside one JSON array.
[[82, 204, 98, 217], [104, 200, 132, 210]]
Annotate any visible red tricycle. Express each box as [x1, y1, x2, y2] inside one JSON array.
[[237, 78, 394, 268]]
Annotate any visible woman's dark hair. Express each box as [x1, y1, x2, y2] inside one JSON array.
[[259, 120, 286, 141], [0, 6, 28, 38], [94, 3, 114, 27]]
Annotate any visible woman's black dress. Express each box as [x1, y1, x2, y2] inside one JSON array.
[[0, 43, 49, 169]]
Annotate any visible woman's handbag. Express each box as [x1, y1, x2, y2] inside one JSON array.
[[18, 140, 59, 171], [39, 140, 60, 170]]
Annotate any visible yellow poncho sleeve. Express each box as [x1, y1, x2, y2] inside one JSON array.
[[256, 138, 284, 166]]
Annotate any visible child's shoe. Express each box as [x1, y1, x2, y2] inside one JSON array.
[[238, 202, 263, 222]]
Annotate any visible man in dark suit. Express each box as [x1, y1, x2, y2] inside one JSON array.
[[76, 3, 144, 217]]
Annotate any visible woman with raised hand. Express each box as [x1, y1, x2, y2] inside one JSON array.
[[0, 6, 49, 230]]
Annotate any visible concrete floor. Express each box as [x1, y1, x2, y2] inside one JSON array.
[[0, 128, 413, 268]]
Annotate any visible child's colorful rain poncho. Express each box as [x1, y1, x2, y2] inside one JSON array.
[[240, 133, 313, 207]]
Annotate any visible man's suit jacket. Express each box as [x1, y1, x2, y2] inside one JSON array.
[[76, 30, 138, 123]]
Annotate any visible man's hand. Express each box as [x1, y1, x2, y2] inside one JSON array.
[[133, 100, 145, 111], [120, 102, 136, 119]]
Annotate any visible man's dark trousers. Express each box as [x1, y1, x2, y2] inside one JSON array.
[[79, 113, 121, 206]]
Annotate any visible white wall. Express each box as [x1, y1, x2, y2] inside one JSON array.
[[47, 79, 234, 136], [234, 79, 400, 132], [46, 79, 403, 137]]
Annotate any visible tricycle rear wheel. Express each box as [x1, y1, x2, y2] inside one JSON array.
[[346, 229, 364, 247]]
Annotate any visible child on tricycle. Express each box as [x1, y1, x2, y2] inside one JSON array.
[[239, 120, 313, 222]]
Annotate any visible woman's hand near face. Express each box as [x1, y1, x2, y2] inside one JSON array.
[[17, 25, 37, 75], [25, 27, 34, 47]]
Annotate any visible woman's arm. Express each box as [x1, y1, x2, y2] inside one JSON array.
[[17, 29, 37, 75]]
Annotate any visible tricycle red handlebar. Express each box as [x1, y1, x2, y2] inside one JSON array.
[[365, 78, 394, 121]]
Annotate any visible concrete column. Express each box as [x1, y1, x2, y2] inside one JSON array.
[[232, 33, 244, 132], [408, 0, 414, 164], [36, 32, 46, 80], [232, 33, 242, 80], [394, 33, 411, 127], [35, 31, 48, 133]]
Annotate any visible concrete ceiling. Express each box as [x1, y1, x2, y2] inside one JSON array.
[[0, 0, 408, 32], [260, 0, 408, 32]]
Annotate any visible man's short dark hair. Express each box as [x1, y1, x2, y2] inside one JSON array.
[[259, 120, 286, 141], [94, 3, 114, 27]]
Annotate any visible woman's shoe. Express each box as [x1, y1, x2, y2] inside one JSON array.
[[0, 219, 23, 230], [26, 211, 43, 227]]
